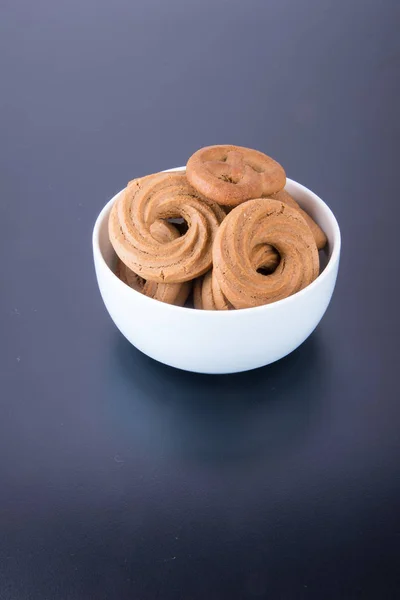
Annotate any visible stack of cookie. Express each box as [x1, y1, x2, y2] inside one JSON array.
[[109, 145, 327, 310]]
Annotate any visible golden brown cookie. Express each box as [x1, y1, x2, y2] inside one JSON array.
[[213, 199, 319, 309], [186, 145, 286, 206], [211, 270, 232, 310], [109, 172, 225, 283], [193, 271, 217, 310], [116, 220, 192, 306], [117, 261, 191, 306], [194, 270, 234, 310], [269, 190, 327, 250]]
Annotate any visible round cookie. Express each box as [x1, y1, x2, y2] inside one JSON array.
[[194, 270, 234, 310], [109, 172, 225, 283], [193, 271, 217, 310], [186, 145, 286, 206], [213, 199, 319, 309], [117, 261, 191, 306], [269, 189, 327, 250]]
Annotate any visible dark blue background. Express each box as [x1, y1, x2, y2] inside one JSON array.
[[1, 1, 399, 598]]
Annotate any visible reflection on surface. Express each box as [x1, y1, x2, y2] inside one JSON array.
[[105, 332, 328, 467]]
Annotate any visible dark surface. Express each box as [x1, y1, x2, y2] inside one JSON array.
[[1, 1, 399, 598]]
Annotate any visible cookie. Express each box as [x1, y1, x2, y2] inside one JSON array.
[[186, 145, 286, 206], [193, 270, 217, 310], [213, 199, 319, 309], [270, 189, 327, 249], [109, 172, 225, 283]]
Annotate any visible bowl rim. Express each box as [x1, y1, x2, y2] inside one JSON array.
[[93, 168, 341, 316]]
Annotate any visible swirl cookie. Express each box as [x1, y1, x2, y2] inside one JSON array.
[[109, 172, 225, 283], [213, 199, 319, 309], [270, 189, 327, 249], [117, 261, 191, 306], [116, 220, 191, 306], [193, 270, 234, 310], [186, 145, 286, 206], [193, 271, 217, 310]]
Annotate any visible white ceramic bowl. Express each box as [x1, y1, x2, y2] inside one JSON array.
[[93, 168, 341, 374]]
